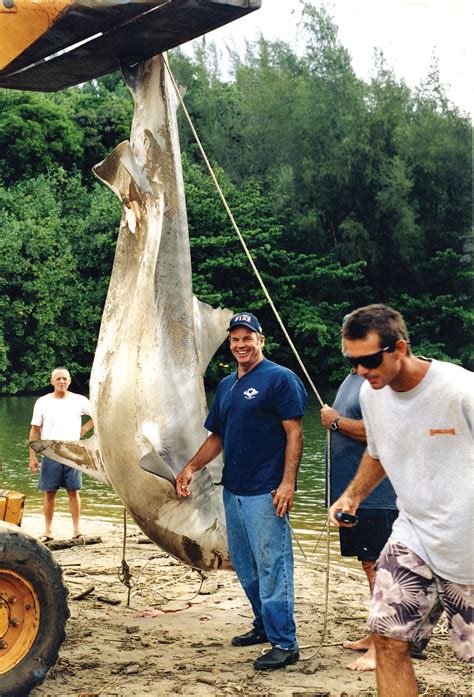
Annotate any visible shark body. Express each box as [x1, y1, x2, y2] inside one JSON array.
[[32, 55, 232, 571]]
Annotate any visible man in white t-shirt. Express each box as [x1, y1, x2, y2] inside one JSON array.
[[329, 304, 473, 697], [29, 367, 94, 542]]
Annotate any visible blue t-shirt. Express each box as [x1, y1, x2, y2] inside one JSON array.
[[205, 359, 308, 495], [328, 373, 397, 510]]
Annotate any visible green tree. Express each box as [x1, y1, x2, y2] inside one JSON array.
[[0, 4, 471, 392], [0, 91, 83, 184]]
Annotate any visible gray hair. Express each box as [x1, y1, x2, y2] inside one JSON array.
[[51, 367, 71, 381]]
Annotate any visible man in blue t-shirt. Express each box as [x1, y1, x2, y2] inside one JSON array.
[[321, 370, 397, 672], [176, 312, 308, 671]]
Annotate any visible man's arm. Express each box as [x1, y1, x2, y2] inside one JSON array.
[[175, 433, 222, 497], [80, 418, 94, 437], [273, 417, 304, 517], [28, 425, 41, 474], [320, 404, 366, 443], [329, 449, 387, 525]]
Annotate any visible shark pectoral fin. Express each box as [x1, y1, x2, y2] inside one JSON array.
[[139, 449, 176, 485], [93, 141, 152, 200], [93, 141, 152, 234], [193, 297, 233, 375], [29, 436, 110, 486]]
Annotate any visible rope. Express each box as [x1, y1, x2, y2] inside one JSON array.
[[163, 57, 325, 409], [118, 509, 207, 604], [119, 508, 133, 606], [130, 564, 206, 603], [300, 431, 331, 667]]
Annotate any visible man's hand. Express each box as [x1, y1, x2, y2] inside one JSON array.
[[275, 417, 303, 517], [175, 465, 194, 497], [272, 483, 295, 517], [320, 404, 340, 429], [329, 494, 360, 526], [28, 425, 41, 475], [321, 404, 367, 443]]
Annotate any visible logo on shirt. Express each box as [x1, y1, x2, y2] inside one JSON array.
[[243, 387, 259, 400], [429, 428, 457, 436]]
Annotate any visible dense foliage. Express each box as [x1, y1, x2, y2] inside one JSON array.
[[0, 6, 471, 393]]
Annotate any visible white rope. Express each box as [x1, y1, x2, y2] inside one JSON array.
[[163, 57, 325, 409]]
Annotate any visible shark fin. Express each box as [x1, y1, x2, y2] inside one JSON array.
[[29, 435, 110, 486], [139, 421, 178, 485], [139, 449, 176, 485], [139, 447, 218, 503], [177, 83, 187, 100], [193, 297, 233, 375], [93, 141, 152, 234], [93, 140, 152, 196]]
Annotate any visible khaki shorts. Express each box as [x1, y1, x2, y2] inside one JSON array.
[[368, 539, 473, 663]]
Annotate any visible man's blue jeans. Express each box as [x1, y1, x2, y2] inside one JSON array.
[[223, 488, 297, 650]]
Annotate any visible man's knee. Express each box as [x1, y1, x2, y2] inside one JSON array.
[[67, 490, 80, 499], [361, 560, 376, 571], [373, 634, 411, 658]]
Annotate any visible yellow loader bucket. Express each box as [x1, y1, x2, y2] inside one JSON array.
[[0, 0, 261, 92]]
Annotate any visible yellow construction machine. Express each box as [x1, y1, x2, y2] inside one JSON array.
[[0, 0, 260, 91], [0, 490, 68, 696]]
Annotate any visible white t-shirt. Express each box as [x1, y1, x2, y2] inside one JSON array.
[[360, 359, 474, 584], [31, 392, 92, 441]]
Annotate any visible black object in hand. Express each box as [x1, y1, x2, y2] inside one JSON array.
[[335, 511, 359, 525]]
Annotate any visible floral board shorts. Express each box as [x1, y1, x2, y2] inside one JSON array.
[[367, 539, 473, 663]]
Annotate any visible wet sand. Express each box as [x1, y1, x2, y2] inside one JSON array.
[[21, 513, 471, 696]]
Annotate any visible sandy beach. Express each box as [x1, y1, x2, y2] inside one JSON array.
[[19, 513, 471, 696]]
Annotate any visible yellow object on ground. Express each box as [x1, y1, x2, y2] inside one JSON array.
[[0, 490, 25, 526]]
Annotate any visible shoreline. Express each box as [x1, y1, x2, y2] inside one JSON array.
[[18, 513, 471, 696]]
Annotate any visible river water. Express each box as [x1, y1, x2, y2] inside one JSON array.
[[0, 394, 350, 565]]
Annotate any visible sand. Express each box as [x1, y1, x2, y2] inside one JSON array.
[[19, 513, 471, 697]]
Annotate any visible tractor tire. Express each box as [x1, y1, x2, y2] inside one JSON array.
[[0, 521, 69, 696]]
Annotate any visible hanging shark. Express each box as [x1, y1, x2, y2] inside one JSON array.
[[31, 54, 233, 571]]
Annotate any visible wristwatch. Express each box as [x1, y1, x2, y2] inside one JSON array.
[[330, 417, 341, 431]]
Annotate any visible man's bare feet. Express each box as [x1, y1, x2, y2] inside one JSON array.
[[343, 634, 371, 651], [346, 644, 376, 671]]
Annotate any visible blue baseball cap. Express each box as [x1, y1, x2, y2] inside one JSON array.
[[227, 312, 262, 333]]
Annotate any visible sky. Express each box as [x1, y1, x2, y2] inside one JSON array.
[[189, 0, 472, 114]]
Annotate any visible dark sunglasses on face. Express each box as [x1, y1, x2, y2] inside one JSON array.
[[344, 344, 396, 370]]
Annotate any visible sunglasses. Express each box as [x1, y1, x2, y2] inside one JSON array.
[[344, 344, 396, 370]]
